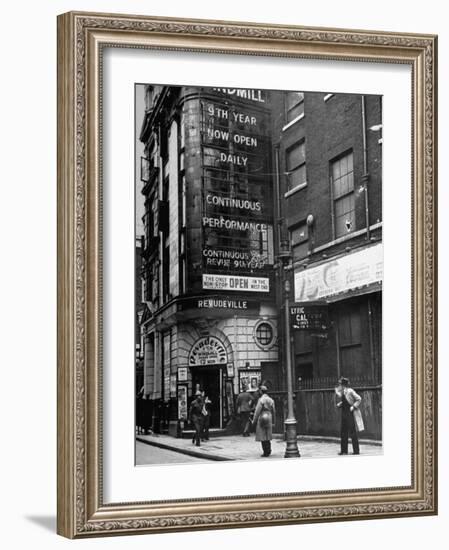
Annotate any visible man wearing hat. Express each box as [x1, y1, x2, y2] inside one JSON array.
[[235, 383, 254, 437], [252, 385, 276, 457], [335, 377, 364, 455], [188, 391, 205, 447]]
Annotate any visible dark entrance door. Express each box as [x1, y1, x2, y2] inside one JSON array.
[[191, 367, 222, 428]]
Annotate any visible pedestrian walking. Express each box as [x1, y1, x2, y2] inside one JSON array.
[[235, 384, 254, 436], [201, 392, 212, 441], [189, 391, 204, 447], [252, 385, 275, 457], [335, 377, 364, 455]]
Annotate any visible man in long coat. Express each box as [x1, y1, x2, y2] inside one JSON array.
[[189, 391, 204, 447], [252, 386, 276, 457], [235, 384, 254, 436], [335, 377, 364, 455]]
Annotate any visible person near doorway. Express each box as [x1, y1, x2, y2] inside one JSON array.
[[189, 391, 204, 447], [335, 377, 364, 455], [252, 385, 276, 457], [136, 386, 145, 435], [236, 384, 254, 437], [201, 392, 212, 441]]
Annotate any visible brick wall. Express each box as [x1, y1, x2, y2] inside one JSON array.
[[271, 91, 382, 250]]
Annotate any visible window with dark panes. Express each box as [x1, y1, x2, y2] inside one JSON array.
[[286, 91, 304, 122], [143, 266, 152, 302], [294, 330, 313, 354], [293, 330, 313, 388], [162, 242, 170, 302], [337, 302, 362, 379], [286, 140, 306, 191], [255, 322, 273, 346], [290, 223, 309, 260], [331, 151, 355, 238]]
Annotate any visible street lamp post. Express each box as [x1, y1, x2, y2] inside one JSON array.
[[279, 239, 300, 458]]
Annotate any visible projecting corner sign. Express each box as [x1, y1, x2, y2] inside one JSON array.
[[188, 336, 228, 366]]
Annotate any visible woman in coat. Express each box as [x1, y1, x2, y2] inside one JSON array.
[[252, 385, 276, 457], [335, 377, 364, 455]]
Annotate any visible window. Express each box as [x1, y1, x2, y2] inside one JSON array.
[[337, 302, 363, 380], [290, 223, 309, 260], [144, 85, 154, 110], [286, 140, 306, 191], [140, 157, 150, 182], [254, 321, 276, 350], [162, 331, 171, 403], [143, 208, 154, 244], [179, 229, 186, 294], [286, 91, 304, 122], [255, 322, 273, 346], [293, 330, 313, 388], [331, 152, 355, 238], [162, 242, 170, 302]]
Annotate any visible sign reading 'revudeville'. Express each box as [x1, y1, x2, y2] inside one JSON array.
[[200, 87, 274, 290], [189, 336, 228, 366], [294, 243, 383, 302], [178, 296, 260, 311]]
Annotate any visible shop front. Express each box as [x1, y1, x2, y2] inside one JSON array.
[[291, 242, 383, 439]]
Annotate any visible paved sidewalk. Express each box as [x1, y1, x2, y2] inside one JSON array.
[[136, 433, 382, 462]]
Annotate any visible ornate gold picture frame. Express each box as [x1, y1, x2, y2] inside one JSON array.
[[57, 11, 437, 538]]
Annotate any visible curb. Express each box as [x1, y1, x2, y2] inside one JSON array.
[[137, 434, 383, 462], [297, 435, 382, 447], [136, 437, 232, 461]]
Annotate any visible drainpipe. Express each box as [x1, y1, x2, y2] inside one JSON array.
[[274, 145, 285, 387], [361, 95, 370, 240], [275, 145, 284, 252]]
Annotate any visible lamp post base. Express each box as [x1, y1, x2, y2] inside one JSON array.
[[284, 418, 300, 458]]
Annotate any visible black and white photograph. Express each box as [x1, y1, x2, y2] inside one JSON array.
[[134, 84, 383, 465]]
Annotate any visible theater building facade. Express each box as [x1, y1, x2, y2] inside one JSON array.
[[138, 86, 279, 435]]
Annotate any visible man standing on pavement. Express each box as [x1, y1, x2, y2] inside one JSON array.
[[252, 385, 275, 457], [235, 384, 254, 437], [189, 391, 204, 447], [335, 377, 364, 455]]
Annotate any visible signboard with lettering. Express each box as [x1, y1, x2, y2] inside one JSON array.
[[203, 243, 271, 272], [177, 385, 188, 420], [202, 274, 269, 293], [199, 87, 274, 287], [294, 243, 383, 303], [178, 367, 188, 382], [178, 296, 259, 312], [290, 305, 329, 331], [188, 336, 228, 366]]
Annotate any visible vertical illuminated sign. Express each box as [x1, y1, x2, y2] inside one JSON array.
[[200, 88, 274, 290]]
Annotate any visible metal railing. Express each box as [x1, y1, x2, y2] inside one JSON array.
[[297, 376, 381, 390]]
